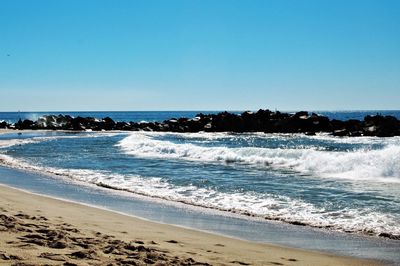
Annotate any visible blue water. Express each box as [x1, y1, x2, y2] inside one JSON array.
[[317, 110, 400, 121], [0, 111, 220, 124], [0, 111, 399, 241], [1, 167, 399, 265], [1, 110, 399, 123]]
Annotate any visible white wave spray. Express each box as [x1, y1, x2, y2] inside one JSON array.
[[0, 153, 399, 237], [117, 132, 400, 183], [1, 131, 399, 238]]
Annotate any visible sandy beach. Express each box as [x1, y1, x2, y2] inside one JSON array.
[[2, 0, 399, 263], [0, 184, 379, 266]]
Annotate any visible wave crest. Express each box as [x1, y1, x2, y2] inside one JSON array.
[[0, 153, 399, 238], [117, 133, 400, 183]]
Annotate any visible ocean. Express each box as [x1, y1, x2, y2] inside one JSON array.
[[1, 110, 400, 124], [0, 110, 400, 262]]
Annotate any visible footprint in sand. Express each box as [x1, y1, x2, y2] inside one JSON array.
[[268, 262, 284, 265], [230, 260, 251, 265], [281, 257, 298, 262], [39, 252, 66, 262]]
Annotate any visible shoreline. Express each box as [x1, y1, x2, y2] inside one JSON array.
[[1, 152, 399, 242], [1, 163, 399, 264], [1, 129, 399, 264], [0, 184, 380, 266]]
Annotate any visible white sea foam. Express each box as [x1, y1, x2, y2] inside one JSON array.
[[155, 131, 236, 140], [0, 132, 123, 149], [162, 131, 399, 144], [117, 133, 400, 183], [311, 133, 400, 145], [1, 132, 399, 238], [0, 138, 40, 148], [0, 153, 398, 237]]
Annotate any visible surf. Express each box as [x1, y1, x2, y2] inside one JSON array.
[[117, 132, 400, 183]]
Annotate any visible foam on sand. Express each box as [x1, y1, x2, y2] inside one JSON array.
[[1, 153, 399, 238]]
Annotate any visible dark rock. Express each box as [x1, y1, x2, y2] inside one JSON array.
[[345, 119, 363, 132], [15, 119, 35, 130], [292, 111, 308, 119], [363, 115, 400, 137], [0, 120, 10, 128], [333, 129, 348, 137], [211, 112, 244, 132], [9, 109, 400, 137], [115, 121, 133, 130], [36, 115, 70, 129], [102, 117, 116, 130], [70, 116, 92, 130], [330, 119, 346, 131], [308, 113, 331, 132]]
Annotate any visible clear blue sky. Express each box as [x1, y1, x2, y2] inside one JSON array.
[[1, 0, 399, 111]]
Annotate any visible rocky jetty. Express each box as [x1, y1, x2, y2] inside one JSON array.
[[3, 109, 400, 137]]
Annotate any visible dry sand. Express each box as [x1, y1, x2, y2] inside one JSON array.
[[0, 184, 380, 266]]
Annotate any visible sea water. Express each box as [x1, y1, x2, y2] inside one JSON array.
[[0, 111, 399, 240]]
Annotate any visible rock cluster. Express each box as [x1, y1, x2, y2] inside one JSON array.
[[2, 109, 400, 137]]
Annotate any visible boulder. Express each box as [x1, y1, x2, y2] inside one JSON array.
[[102, 117, 116, 130], [292, 111, 308, 119], [211, 112, 245, 132], [363, 115, 400, 137], [0, 121, 9, 128], [36, 115, 72, 129], [7, 109, 399, 137]]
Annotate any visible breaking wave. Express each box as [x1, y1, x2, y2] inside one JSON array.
[[0, 153, 398, 238], [1, 131, 399, 239], [0, 138, 40, 148], [0, 132, 123, 149], [117, 133, 400, 183]]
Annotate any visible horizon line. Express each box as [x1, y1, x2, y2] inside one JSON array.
[[0, 109, 399, 113]]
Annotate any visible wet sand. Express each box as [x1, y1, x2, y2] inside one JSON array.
[[0, 185, 380, 266], [0, 129, 17, 135]]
